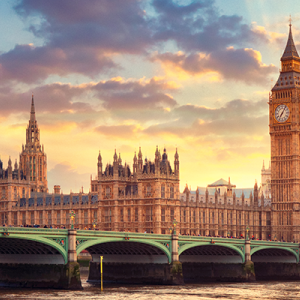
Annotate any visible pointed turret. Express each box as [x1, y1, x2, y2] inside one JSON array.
[[113, 149, 118, 162], [133, 151, 138, 174], [97, 151, 102, 178], [30, 94, 36, 122], [138, 147, 143, 171], [174, 148, 179, 177], [281, 23, 299, 61]]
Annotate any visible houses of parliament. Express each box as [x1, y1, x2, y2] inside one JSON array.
[[0, 24, 299, 241]]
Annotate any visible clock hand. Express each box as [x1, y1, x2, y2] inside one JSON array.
[[280, 109, 285, 117]]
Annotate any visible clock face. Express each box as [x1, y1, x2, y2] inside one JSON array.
[[275, 104, 290, 123]]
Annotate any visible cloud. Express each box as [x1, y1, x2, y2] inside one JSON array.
[[0, 77, 179, 126], [47, 162, 90, 193], [0, 0, 272, 84], [151, 0, 268, 52], [92, 77, 179, 110], [0, 83, 93, 117], [143, 98, 268, 143], [94, 124, 141, 139], [0, 44, 115, 83], [152, 48, 277, 84]]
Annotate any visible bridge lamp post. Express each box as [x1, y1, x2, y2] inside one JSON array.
[[93, 219, 97, 230], [246, 226, 249, 240], [172, 219, 178, 235], [227, 231, 230, 238], [274, 234, 277, 241], [70, 210, 75, 230]]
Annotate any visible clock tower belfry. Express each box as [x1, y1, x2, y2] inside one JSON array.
[[270, 23, 300, 242]]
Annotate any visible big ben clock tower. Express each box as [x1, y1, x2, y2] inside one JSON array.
[[270, 22, 300, 242]]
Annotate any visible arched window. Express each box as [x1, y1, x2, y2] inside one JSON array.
[[170, 185, 174, 199], [14, 187, 17, 200], [161, 184, 165, 198], [146, 184, 151, 196], [22, 188, 25, 198], [105, 186, 111, 198]]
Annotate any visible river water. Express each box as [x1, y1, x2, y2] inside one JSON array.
[[0, 271, 299, 299]]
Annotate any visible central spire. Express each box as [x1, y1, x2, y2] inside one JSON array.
[[30, 94, 36, 121], [281, 21, 299, 61]]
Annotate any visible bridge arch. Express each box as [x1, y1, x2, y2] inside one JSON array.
[[0, 235, 67, 264], [77, 238, 171, 263], [251, 246, 298, 263], [179, 242, 244, 263]]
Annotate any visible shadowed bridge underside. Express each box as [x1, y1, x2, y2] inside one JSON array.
[[252, 248, 297, 263], [0, 238, 64, 264], [180, 245, 243, 263], [87, 241, 168, 263]]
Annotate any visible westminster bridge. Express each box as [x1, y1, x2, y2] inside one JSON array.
[[0, 227, 299, 288]]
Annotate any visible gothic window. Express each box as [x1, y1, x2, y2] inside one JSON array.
[[135, 208, 138, 222], [146, 184, 151, 197], [161, 209, 165, 222], [14, 187, 17, 200], [57, 212, 61, 225], [183, 210, 186, 223], [104, 209, 109, 223], [127, 208, 131, 222], [170, 209, 174, 221], [84, 210, 88, 224], [48, 211, 52, 225], [146, 207, 152, 221], [203, 212, 205, 223], [120, 208, 123, 222], [170, 185, 174, 199], [105, 186, 111, 198], [161, 184, 165, 198]]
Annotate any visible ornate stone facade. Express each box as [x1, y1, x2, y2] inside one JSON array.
[[4, 28, 299, 240], [0, 158, 31, 225], [270, 24, 300, 242], [1, 96, 273, 238], [19, 96, 48, 193], [180, 179, 271, 239], [90, 147, 180, 233]]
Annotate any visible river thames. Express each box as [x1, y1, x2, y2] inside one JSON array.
[[0, 270, 299, 300]]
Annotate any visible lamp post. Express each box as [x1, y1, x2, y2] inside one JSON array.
[[93, 219, 97, 230], [70, 210, 75, 230], [171, 219, 178, 235], [227, 230, 230, 238], [246, 226, 249, 240]]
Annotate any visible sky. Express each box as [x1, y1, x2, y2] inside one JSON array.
[[0, 0, 298, 193]]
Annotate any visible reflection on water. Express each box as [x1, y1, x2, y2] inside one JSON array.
[[0, 271, 299, 300]]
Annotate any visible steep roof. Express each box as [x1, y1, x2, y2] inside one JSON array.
[[281, 24, 299, 61], [208, 178, 228, 187]]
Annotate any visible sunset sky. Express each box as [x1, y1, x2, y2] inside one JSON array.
[[0, 0, 298, 193]]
